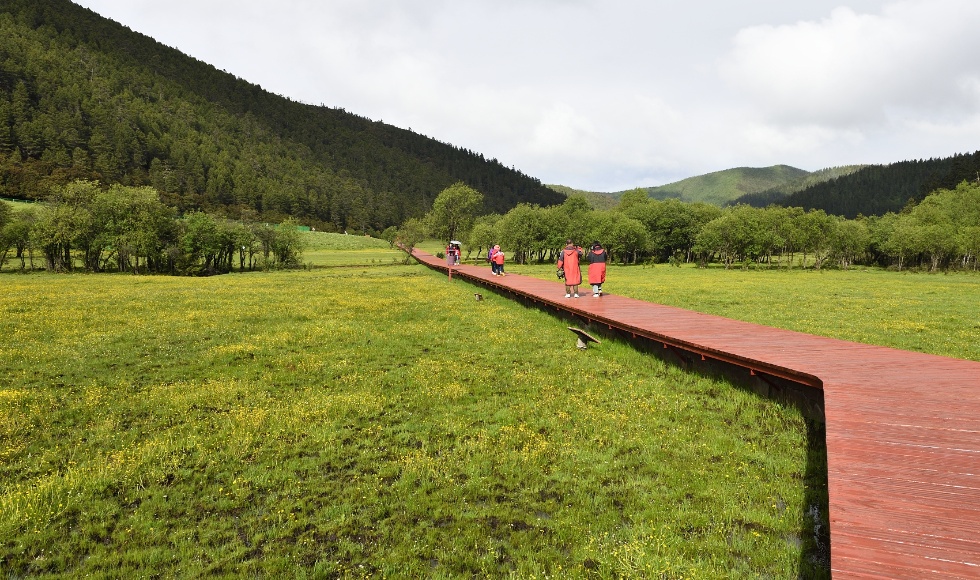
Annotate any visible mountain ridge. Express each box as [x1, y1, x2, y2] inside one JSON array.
[[544, 184, 617, 210], [554, 154, 980, 218], [0, 0, 563, 231], [730, 165, 867, 207], [774, 152, 980, 217], [630, 165, 809, 206]]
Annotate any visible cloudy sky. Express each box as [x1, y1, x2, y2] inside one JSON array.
[[73, 0, 980, 192]]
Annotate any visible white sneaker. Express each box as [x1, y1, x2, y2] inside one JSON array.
[[574, 293, 580, 298], [593, 293, 599, 297], [565, 293, 571, 298]]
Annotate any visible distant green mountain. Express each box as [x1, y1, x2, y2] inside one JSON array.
[[545, 184, 617, 210], [555, 151, 980, 218], [775, 152, 980, 218], [629, 165, 811, 206], [731, 165, 867, 207]]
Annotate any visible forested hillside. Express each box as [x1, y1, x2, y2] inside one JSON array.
[[772, 152, 980, 218], [0, 0, 562, 232], [621, 165, 810, 206], [545, 184, 616, 210], [731, 165, 866, 208]]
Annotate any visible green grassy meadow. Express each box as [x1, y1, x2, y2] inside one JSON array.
[[2, 199, 36, 211], [301, 232, 403, 268], [0, 261, 823, 577]]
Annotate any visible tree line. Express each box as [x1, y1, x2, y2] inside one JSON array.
[[406, 182, 980, 272], [0, 0, 562, 235], [0, 181, 303, 274]]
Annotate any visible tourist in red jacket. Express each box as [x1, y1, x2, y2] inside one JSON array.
[[556, 239, 583, 298], [492, 247, 506, 276], [488, 244, 500, 275], [587, 241, 607, 297]]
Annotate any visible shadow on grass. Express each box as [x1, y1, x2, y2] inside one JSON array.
[[801, 420, 831, 578]]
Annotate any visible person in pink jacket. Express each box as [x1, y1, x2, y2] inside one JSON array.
[[556, 239, 583, 298], [491, 247, 506, 276], [488, 244, 501, 275]]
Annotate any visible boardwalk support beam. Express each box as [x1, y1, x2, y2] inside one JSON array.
[[750, 369, 783, 395], [664, 343, 692, 369]]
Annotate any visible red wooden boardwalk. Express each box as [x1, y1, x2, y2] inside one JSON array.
[[414, 250, 980, 579]]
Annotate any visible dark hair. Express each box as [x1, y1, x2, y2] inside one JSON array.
[[592, 241, 602, 249]]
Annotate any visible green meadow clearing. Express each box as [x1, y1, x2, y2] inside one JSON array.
[[3, 236, 976, 578], [301, 233, 403, 269], [2, 261, 823, 578]]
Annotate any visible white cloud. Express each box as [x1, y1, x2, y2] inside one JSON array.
[[742, 123, 865, 157], [71, 0, 980, 190], [527, 103, 598, 158], [720, 1, 980, 127]]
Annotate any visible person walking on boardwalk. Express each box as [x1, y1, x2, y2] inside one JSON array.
[[587, 241, 607, 297], [488, 244, 499, 274], [557, 239, 583, 298], [451, 242, 461, 265], [492, 246, 506, 276], [446, 242, 457, 266]]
